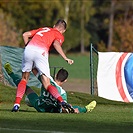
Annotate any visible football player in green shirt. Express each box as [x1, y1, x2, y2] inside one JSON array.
[[4, 62, 96, 113]]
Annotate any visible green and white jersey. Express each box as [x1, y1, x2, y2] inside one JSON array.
[[50, 77, 67, 102], [36, 77, 67, 112], [40, 76, 67, 102]]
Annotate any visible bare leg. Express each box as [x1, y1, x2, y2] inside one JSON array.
[[32, 68, 38, 76], [25, 87, 35, 95]]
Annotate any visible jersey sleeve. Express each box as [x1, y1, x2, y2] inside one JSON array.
[[54, 31, 64, 46]]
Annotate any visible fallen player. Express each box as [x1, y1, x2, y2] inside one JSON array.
[[4, 62, 96, 113]]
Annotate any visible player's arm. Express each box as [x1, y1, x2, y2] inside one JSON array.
[[53, 40, 74, 65], [23, 28, 40, 46], [23, 31, 32, 46]]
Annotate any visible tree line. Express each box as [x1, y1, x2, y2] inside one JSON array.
[[0, 0, 133, 53]]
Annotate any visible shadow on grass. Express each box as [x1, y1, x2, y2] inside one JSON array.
[[0, 108, 36, 113]]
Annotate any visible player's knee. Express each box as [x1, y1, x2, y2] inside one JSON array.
[[22, 72, 30, 81]]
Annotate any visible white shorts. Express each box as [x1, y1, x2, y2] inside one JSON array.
[[22, 45, 50, 78]]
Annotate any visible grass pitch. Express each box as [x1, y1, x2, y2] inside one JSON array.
[[0, 82, 133, 133], [49, 53, 91, 79]]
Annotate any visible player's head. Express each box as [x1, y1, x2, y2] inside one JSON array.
[[55, 68, 68, 82], [54, 19, 67, 34]]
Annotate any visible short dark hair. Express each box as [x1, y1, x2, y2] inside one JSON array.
[[55, 19, 67, 30], [56, 68, 68, 82]]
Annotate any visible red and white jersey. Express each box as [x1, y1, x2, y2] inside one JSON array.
[[28, 27, 64, 53]]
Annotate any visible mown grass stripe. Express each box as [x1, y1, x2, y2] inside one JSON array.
[[0, 127, 73, 133]]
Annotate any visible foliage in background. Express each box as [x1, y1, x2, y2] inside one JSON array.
[[0, 0, 133, 52], [0, 0, 95, 51], [97, 0, 133, 52], [0, 9, 20, 46], [113, 20, 133, 52]]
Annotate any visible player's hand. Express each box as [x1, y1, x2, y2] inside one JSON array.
[[65, 58, 74, 65], [61, 101, 75, 113]]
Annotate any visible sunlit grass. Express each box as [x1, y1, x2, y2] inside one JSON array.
[[0, 82, 133, 133]]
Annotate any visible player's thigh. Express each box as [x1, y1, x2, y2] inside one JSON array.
[[22, 48, 34, 72], [34, 53, 50, 78]]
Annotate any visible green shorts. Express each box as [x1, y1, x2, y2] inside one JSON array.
[[27, 92, 61, 113], [27, 93, 39, 108]]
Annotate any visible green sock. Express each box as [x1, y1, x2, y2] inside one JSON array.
[[9, 72, 31, 91], [73, 105, 87, 113], [9, 72, 21, 86]]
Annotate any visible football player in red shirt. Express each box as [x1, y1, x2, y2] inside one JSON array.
[[12, 19, 74, 112]]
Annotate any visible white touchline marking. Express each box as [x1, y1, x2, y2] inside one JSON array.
[[0, 127, 68, 133]]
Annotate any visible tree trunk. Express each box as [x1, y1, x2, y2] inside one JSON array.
[[80, 2, 85, 53], [107, 0, 115, 51], [0, 55, 4, 83], [64, 1, 70, 23]]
